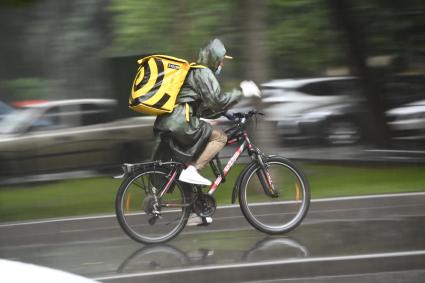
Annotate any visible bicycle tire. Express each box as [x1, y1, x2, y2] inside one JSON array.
[[239, 156, 310, 234], [115, 166, 191, 244]]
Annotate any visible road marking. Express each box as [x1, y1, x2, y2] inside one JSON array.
[[367, 149, 425, 154], [0, 214, 116, 228], [81, 262, 104, 266], [1, 192, 425, 228], [219, 191, 425, 208], [247, 270, 425, 283], [310, 192, 425, 203], [92, 249, 425, 281]]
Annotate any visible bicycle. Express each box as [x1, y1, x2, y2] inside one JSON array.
[[115, 109, 310, 244]]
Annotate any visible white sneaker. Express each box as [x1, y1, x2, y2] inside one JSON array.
[[179, 165, 212, 186], [186, 214, 213, 226]]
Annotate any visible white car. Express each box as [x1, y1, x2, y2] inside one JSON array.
[[260, 77, 368, 145], [0, 100, 14, 121], [387, 99, 425, 141]]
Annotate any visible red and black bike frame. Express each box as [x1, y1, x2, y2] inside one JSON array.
[[211, 129, 277, 198], [156, 130, 252, 198], [157, 126, 276, 199]]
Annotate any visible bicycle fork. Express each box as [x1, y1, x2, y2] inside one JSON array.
[[245, 133, 279, 198], [256, 157, 279, 198]]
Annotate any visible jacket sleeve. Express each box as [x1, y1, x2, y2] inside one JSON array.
[[189, 68, 242, 117]]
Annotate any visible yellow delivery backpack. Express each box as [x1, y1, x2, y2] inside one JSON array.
[[129, 54, 205, 115]]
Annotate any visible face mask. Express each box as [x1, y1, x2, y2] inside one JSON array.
[[215, 65, 222, 76]]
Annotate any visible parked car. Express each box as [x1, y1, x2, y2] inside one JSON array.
[[387, 99, 425, 142], [0, 100, 14, 122], [0, 99, 155, 181], [261, 77, 371, 145], [1, 259, 99, 283]]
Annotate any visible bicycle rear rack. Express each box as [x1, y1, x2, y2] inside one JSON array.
[[113, 161, 183, 179], [113, 163, 137, 179]]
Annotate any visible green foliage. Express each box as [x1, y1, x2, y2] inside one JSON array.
[[107, 0, 345, 76], [1, 0, 37, 6], [268, 0, 343, 75], [352, 0, 425, 61], [1, 78, 49, 101], [1, 0, 423, 101], [107, 0, 236, 59], [107, 0, 172, 54]]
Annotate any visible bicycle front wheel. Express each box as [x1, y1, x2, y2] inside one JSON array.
[[239, 156, 310, 234], [115, 166, 191, 244]]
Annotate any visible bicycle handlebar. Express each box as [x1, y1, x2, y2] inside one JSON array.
[[224, 109, 264, 122]]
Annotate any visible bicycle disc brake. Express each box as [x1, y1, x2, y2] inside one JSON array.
[[192, 193, 216, 217]]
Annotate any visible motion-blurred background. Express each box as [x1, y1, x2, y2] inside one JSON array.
[[0, 0, 424, 220]]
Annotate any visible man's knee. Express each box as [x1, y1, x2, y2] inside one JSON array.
[[211, 128, 227, 144]]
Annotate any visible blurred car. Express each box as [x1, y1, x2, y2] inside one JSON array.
[[261, 77, 371, 145], [1, 259, 98, 283], [0, 100, 14, 121], [387, 99, 425, 142], [12, 100, 50, 108], [0, 99, 155, 181]]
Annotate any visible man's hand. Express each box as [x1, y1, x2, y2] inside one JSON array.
[[240, 80, 261, 98]]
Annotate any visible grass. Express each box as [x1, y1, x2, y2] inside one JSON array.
[[0, 178, 121, 222], [0, 162, 424, 222], [303, 163, 425, 197]]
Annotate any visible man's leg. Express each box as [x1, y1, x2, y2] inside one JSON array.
[[179, 127, 227, 186], [184, 127, 227, 226], [194, 127, 227, 170]]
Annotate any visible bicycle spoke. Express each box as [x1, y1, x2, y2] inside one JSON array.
[[132, 178, 145, 190]]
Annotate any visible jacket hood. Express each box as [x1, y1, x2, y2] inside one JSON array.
[[197, 38, 227, 71]]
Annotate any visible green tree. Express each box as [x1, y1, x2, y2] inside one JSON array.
[[107, 0, 237, 60], [267, 0, 344, 76]]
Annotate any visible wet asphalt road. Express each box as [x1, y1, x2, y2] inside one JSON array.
[[1, 192, 424, 283]]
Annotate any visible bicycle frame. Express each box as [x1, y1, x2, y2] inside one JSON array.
[[208, 132, 254, 195], [158, 131, 255, 197]]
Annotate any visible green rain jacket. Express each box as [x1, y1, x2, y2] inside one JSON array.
[[152, 39, 242, 163]]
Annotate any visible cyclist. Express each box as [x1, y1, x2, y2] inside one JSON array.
[[152, 38, 260, 225]]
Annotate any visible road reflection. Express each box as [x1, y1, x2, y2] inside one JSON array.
[[117, 236, 310, 274], [117, 244, 191, 273], [241, 237, 310, 262]]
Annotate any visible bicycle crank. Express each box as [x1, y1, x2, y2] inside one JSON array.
[[192, 193, 216, 217]]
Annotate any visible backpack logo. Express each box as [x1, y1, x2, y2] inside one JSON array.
[[168, 63, 180, 70]]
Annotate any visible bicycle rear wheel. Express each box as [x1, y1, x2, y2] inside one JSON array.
[[239, 156, 310, 234], [115, 166, 191, 244]]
